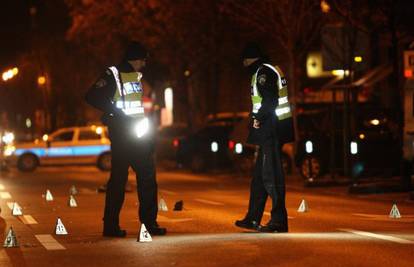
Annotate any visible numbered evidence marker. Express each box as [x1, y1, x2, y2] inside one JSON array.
[[12, 202, 23, 216], [55, 217, 68, 235], [158, 198, 168, 211], [297, 199, 309, 213], [389, 203, 402, 219], [69, 185, 78, 195], [45, 190, 54, 201], [68, 195, 78, 208], [3, 227, 18, 248], [137, 224, 152, 242]]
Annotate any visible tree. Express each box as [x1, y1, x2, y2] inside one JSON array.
[[65, 0, 243, 129]]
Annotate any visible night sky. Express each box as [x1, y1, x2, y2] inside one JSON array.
[[0, 0, 69, 69]]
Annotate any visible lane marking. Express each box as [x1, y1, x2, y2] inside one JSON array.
[[0, 192, 12, 199], [0, 184, 5, 190], [263, 211, 295, 219], [352, 213, 414, 223], [194, 198, 224, 206], [157, 215, 193, 223], [6, 202, 14, 210], [159, 189, 177, 195], [339, 229, 414, 244], [353, 213, 414, 218], [35, 234, 66, 250], [21, 215, 38, 225]]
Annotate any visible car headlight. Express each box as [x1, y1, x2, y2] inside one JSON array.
[[135, 118, 150, 138], [3, 145, 16, 157], [235, 143, 243, 154], [350, 141, 358, 155], [305, 140, 313, 154], [2, 132, 14, 145]]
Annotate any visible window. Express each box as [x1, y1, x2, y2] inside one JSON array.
[[52, 131, 74, 142], [79, 130, 101, 141]]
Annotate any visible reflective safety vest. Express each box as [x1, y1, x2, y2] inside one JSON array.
[[251, 64, 292, 121], [108, 66, 145, 118]]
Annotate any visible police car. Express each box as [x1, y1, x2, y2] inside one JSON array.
[[3, 126, 111, 172]]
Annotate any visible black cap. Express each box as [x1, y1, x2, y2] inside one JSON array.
[[242, 42, 264, 59], [124, 41, 148, 60]]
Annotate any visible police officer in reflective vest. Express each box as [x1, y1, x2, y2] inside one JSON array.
[[86, 42, 166, 237], [235, 43, 293, 233]]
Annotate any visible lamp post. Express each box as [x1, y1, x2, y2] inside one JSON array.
[[37, 74, 49, 132]]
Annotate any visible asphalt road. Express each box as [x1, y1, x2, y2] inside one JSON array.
[[0, 166, 413, 267]]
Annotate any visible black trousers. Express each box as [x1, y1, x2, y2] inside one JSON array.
[[103, 130, 158, 228], [245, 138, 288, 226]]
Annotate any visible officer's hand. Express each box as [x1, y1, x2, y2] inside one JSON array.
[[253, 119, 260, 129]]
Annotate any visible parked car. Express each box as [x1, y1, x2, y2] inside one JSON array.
[[177, 115, 293, 174], [176, 122, 234, 172], [4, 126, 111, 172], [156, 123, 189, 162], [228, 115, 293, 175], [295, 106, 400, 181]]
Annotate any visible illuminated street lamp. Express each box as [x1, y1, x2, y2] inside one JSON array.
[[2, 67, 19, 81], [38, 76, 46, 86]]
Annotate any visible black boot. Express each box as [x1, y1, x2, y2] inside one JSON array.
[[103, 226, 127, 237], [146, 223, 167, 236], [234, 218, 259, 231], [258, 221, 288, 233]]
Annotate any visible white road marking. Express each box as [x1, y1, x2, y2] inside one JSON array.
[[159, 189, 177, 195], [352, 213, 414, 223], [263, 211, 295, 219], [339, 229, 414, 244], [6, 202, 14, 210], [0, 192, 12, 199], [35, 234, 66, 250], [194, 198, 224, 206], [0, 184, 5, 190], [353, 213, 414, 218], [21, 215, 38, 225], [157, 215, 193, 223]]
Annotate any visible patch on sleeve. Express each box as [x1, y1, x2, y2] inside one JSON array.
[[95, 78, 107, 88], [258, 74, 267, 85]]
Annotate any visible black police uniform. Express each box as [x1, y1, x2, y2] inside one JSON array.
[[238, 58, 288, 232], [86, 60, 164, 237]]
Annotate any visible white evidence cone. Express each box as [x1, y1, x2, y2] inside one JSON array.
[[138, 224, 152, 242], [3, 227, 18, 248], [389, 203, 401, 219], [55, 217, 68, 235], [45, 190, 54, 201], [11, 202, 23, 216], [297, 199, 309, 213], [69, 185, 78, 195], [158, 198, 168, 211], [68, 195, 78, 208]]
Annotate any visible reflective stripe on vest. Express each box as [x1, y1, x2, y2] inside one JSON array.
[[108, 66, 144, 118], [251, 64, 292, 121]]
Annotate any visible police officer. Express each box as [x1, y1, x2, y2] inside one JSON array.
[[86, 42, 166, 237], [235, 43, 293, 233]]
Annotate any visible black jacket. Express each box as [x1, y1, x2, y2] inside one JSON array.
[[246, 60, 279, 145], [85, 61, 134, 118], [85, 62, 147, 141]]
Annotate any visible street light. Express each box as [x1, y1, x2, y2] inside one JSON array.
[[38, 76, 46, 86], [2, 67, 19, 81]]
